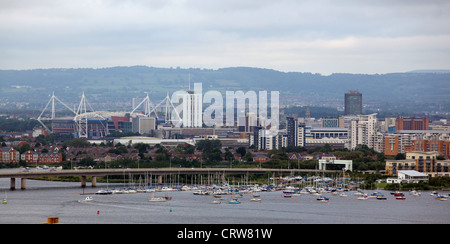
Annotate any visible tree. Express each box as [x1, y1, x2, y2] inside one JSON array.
[[395, 153, 406, 160], [244, 152, 253, 162], [224, 148, 233, 161], [197, 139, 223, 163], [236, 147, 246, 157], [67, 138, 91, 148], [17, 143, 32, 154]]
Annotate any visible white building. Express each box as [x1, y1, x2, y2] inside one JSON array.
[[182, 89, 202, 128], [318, 159, 353, 171], [387, 170, 428, 184], [350, 113, 377, 150], [253, 128, 287, 150]]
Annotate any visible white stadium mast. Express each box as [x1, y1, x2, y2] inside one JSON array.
[[37, 92, 76, 133]]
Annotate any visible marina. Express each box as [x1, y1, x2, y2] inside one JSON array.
[[0, 177, 449, 224]]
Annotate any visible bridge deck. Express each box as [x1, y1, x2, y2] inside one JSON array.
[[0, 168, 335, 179]]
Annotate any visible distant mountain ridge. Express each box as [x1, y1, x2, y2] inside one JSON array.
[[407, 69, 450, 73], [0, 66, 449, 111]]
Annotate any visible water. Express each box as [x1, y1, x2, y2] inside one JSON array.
[[0, 178, 449, 224]]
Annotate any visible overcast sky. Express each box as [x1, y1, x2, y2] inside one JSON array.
[[1, 0, 449, 74]]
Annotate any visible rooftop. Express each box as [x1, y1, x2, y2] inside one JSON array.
[[398, 170, 428, 177]]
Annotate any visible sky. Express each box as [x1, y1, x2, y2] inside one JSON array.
[[0, 0, 449, 74]]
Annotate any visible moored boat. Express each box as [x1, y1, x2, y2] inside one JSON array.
[[250, 198, 262, 202], [228, 199, 241, 204], [95, 189, 112, 195], [357, 194, 369, 200], [316, 196, 330, 203], [148, 196, 167, 202]]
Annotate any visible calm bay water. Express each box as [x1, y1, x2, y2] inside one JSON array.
[[0, 178, 449, 224]]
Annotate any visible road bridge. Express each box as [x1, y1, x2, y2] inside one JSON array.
[[0, 168, 339, 190]]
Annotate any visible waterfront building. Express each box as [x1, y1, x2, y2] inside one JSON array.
[[386, 151, 450, 177], [0, 148, 20, 163], [38, 153, 63, 164], [386, 170, 429, 184], [382, 130, 450, 157], [408, 139, 449, 158], [21, 150, 39, 163], [318, 158, 353, 171], [344, 90, 362, 116]]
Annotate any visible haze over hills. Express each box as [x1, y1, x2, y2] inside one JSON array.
[[0, 66, 449, 117]]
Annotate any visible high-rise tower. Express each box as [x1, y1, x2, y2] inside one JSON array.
[[344, 90, 362, 115]]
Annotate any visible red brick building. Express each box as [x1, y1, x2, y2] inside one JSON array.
[[38, 153, 63, 163], [407, 140, 450, 159], [0, 148, 20, 163], [384, 136, 400, 156], [21, 150, 39, 163], [396, 117, 429, 131]]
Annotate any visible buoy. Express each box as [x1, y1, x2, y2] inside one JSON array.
[[97, 210, 100, 215], [42, 217, 60, 224], [169, 208, 172, 212]]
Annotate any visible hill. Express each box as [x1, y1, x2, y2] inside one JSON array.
[[0, 66, 449, 114]]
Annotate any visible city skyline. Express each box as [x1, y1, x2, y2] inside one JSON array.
[[1, 0, 449, 75]]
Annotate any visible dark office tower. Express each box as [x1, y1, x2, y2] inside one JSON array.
[[286, 117, 297, 147], [286, 117, 305, 147], [344, 90, 362, 115]]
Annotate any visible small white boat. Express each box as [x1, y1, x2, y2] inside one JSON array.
[[95, 189, 112, 195], [357, 194, 369, 200], [210, 200, 221, 204], [250, 198, 262, 202], [79, 196, 93, 202], [148, 196, 167, 202]]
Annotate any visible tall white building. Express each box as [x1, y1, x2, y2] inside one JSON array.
[[350, 113, 377, 150], [252, 128, 287, 150], [182, 86, 202, 128]]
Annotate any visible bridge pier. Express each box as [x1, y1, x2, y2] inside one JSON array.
[[21, 178, 26, 190], [81, 176, 97, 188], [81, 176, 86, 188], [157, 175, 163, 185], [10, 178, 27, 190], [10, 178, 15, 190]]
